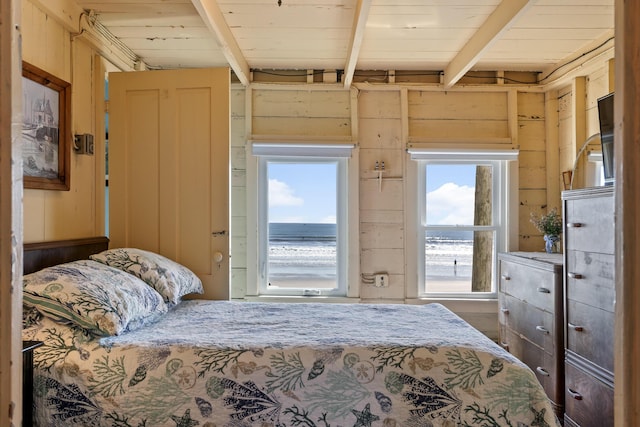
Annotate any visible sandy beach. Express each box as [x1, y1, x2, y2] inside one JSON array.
[[268, 276, 473, 293]]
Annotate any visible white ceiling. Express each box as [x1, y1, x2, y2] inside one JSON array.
[[75, 0, 615, 87]]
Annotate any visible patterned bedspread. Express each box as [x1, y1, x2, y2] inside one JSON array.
[[23, 300, 560, 426]]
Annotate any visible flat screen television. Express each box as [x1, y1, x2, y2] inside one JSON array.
[[597, 92, 614, 186]]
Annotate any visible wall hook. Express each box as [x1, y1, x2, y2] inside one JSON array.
[[375, 160, 385, 192]]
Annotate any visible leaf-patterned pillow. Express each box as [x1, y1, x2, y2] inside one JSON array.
[[90, 248, 203, 305], [23, 260, 168, 336]]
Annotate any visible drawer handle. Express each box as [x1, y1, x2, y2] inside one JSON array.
[[568, 388, 583, 400], [566, 222, 584, 228], [536, 367, 550, 376], [568, 272, 584, 279], [536, 325, 549, 334], [568, 322, 584, 332], [537, 287, 551, 294], [500, 342, 509, 351], [500, 308, 510, 315], [501, 274, 511, 281]]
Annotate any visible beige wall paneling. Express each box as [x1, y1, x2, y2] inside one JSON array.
[[518, 150, 549, 252], [571, 77, 588, 189], [0, 0, 23, 424], [408, 90, 510, 141], [357, 89, 404, 301], [244, 86, 258, 296], [517, 91, 551, 251], [586, 65, 612, 136], [544, 90, 561, 211], [230, 86, 247, 298], [251, 86, 352, 138], [63, 41, 99, 238], [506, 90, 520, 252], [557, 85, 574, 183], [401, 87, 418, 300], [518, 188, 548, 235], [109, 67, 230, 300], [358, 167, 405, 301], [347, 87, 361, 298], [22, 2, 99, 242], [21, 0, 71, 82]]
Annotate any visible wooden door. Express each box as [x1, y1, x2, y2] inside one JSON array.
[[109, 67, 229, 300]]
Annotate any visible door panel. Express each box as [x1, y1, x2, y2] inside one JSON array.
[[109, 68, 230, 299]]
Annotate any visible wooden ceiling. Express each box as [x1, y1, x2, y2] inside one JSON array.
[[74, 0, 614, 87]]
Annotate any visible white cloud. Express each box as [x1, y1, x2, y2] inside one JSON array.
[[276, 216, 305, 223], [320, 215, 336, 224], [427, 182, 475, 225], [269, 179, 304, 207]]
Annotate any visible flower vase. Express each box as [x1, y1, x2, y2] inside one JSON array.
[[544, 234, 560, 254]]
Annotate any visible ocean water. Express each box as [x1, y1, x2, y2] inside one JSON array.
[[269, 223, 337, 281], [425, 230, 474, 279], [267, 223, 474, 281]]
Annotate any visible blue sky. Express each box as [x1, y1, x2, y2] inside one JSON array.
[[268, 163, 337, 223], [269, 162, 479, 225], [425, 164, 477, 225]]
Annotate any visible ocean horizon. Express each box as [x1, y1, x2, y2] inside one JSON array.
[[269, 222, 336, 241], [267, 222, 474, 281]]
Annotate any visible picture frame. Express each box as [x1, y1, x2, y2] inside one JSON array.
[[21, 61, 71, 190]]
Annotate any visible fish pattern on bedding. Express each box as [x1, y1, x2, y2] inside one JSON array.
[[23, 301, 560, 427]]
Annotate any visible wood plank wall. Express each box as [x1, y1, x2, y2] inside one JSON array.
[[231, 84, 556, 338], [226, 68, 613, 339], [22, 0, 105, 242]]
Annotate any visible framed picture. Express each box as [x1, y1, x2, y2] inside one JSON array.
[[22, 62, 71, 190]]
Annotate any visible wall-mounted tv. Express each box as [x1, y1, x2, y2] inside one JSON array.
[[597, 92, 614, 186]]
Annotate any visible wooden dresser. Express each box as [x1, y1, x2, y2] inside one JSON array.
[[562, 186, 615, 427], [498, 251, 564, 419]]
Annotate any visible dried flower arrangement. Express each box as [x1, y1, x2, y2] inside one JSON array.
[[530, 208, 563, 236]]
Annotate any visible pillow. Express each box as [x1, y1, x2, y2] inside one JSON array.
[[23, 260, 168, 336], [22, 304, 43, 329], [90, 248, 203, 305]]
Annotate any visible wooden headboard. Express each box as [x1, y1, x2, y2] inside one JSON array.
[[23, 236, 110, 274]]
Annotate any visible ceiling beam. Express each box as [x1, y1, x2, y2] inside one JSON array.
[[443, 0, 535, 88], [28, 0, 83, 33], [191, 0, 250, 86], [343, 0, 373, 88]]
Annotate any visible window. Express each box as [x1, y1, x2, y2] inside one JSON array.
[[250, 143, 355, 297], [409, 150, 516, 298]]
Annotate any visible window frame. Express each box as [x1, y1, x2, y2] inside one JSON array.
[[406, 149, 518, 301], [246, 142, 359, 300], [257, 156, 348, 296]]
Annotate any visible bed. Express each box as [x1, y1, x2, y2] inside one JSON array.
[[22, 237, 560, 427]]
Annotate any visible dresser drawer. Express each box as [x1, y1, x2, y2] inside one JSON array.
[[502, 328, 563, 410], [564, 361, 613, 427], [501, 294, 556, 353], [565, 251, 615, 311], [566, 299, 614, 373], [564, 193, 614, 254], [499, 260, 558, 313]]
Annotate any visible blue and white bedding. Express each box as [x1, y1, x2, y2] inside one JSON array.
[[23, 300, 560, 427]]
